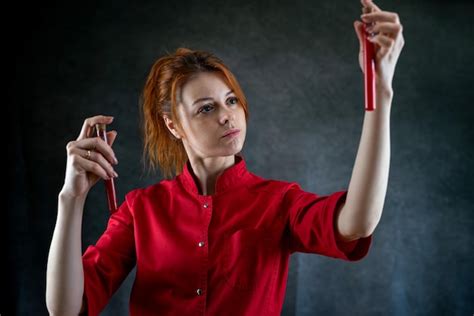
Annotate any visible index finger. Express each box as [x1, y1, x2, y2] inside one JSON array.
[[77, 115, 114, 140]]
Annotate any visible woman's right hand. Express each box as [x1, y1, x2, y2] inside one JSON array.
[[60, 115, 119, 199]]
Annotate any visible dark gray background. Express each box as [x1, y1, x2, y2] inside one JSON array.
[[6, 0, 473, 315]]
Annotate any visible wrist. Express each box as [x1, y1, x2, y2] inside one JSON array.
[[373, 88, 393, 114], [58, 189, 87, 204], [379, 88, 393, 100]]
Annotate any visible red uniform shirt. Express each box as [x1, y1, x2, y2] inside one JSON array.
[[82, 153, 373, 315]]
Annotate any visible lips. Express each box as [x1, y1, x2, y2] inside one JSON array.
[[222, 129, 240, 138]]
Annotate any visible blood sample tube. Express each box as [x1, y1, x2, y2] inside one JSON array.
[[95, 123, 118, 213], [363, 22, 376, 111]]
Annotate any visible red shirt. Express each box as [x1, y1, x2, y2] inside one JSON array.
[[82, 153, 373, 315]]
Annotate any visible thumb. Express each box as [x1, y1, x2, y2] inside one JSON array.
[[354, 20, 365, 48], [107, 130, 118, 147]]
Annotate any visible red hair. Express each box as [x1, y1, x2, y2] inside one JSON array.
[[140, 47, 250, 179]]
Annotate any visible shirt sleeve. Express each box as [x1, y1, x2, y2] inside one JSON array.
[[81, 190, 137, 316], [284, 182, 373, 261]]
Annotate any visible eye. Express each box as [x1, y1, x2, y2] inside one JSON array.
[[198, 104, 214, 114], [198, 97, 239, 115], [228, 97, 239, 105]]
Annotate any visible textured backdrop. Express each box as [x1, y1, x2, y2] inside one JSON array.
[[6, 0, 473, 315]]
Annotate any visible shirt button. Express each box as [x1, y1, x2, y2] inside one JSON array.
[[198, 241, 205, 247], [203, 203, 208, 208], [196, 288, 202, 296]]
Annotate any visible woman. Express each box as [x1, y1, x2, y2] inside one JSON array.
[[46, 0, 404, 315]]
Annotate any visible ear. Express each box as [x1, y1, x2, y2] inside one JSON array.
[[163, 115, 182, 139]]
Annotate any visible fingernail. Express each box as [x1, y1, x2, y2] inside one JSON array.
[[114, 171, 119, 178], [114, 157, 119, 164]]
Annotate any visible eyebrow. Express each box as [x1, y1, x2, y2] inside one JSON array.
[[192, 90, 234, 106]]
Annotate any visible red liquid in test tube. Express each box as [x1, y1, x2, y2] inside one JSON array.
[[95, 123, 118, 213], [363, 22, 376, 111]]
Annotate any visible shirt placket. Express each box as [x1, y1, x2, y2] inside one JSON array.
[[196, 196, 213, 315]]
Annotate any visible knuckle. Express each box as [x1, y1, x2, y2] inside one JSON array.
[[96, 153, 106, 165], [93, 136, 102, 145], [94, 138, 100, 146], [66, 141, 76, 152], [92, 164, 102, 174], [101, 155, 112, 169]]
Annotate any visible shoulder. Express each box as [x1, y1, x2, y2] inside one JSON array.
[[123, 177, 178, 207], [246, 171, 301, 196]]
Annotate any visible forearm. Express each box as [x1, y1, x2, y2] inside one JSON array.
[[46, 192, 86, 315], [337, 89, 393, 240]]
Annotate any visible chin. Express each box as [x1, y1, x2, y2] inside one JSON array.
[[214, 133, 245, 155], [217, 143, 244, 157]]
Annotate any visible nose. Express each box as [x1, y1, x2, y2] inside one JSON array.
[[219, 103, 236, 125]]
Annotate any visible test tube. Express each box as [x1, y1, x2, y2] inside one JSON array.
[[363, 22, 376, 111], [95, 123, 118, 213]]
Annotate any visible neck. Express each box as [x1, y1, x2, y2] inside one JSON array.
[[188, 155, 236, 195]]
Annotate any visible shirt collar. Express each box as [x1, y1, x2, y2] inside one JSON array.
[[178, 153, 248, 196]]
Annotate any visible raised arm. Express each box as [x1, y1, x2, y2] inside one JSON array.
[[46, 115, 118, 315], [336, 0, 404, 241]]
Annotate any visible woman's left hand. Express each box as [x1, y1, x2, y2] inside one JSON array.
[[354, 0, 405, 94]]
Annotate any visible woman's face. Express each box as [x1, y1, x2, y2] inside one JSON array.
[[165, 71, 247, 160]]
